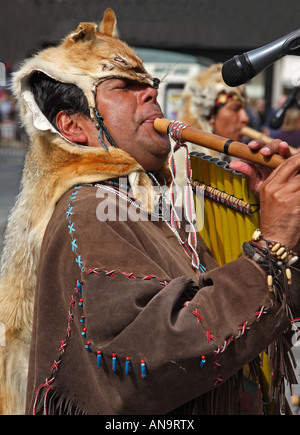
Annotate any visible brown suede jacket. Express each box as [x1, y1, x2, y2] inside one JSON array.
[[26, 183, 300, 415]]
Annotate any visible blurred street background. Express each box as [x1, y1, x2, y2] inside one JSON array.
[[1, 0, 300, 414]]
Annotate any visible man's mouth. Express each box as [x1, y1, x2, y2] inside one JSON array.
[[143, 114, 163, 124]]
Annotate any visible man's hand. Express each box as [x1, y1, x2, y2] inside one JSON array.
[[229, 139, 291, 196], [229, 139, 300, 248], [259, 152, 300, 249]]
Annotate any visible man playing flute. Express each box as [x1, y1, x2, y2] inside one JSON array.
[[0, 8, 299, 415]]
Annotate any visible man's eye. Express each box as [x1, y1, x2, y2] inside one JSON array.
[[115, 80, 129, 89]]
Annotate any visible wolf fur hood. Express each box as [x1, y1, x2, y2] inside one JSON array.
[[0, 9, 168, 415]]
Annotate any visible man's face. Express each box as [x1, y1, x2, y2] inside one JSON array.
[[93, 78, 171, 171], [213, 99, 249, 142]]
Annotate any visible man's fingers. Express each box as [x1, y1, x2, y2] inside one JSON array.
[[247, 139, 291, 157], [229, 159, 256, 176], [229, 159, 271, 195], [270, 140, 291, 157], [264, 153, 300, 186]]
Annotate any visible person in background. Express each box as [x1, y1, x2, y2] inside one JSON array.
[[273, 106, 300, 148], [246, 98, 266, 133], [177, 63, 249, 142], [175, 63, 249, 185]]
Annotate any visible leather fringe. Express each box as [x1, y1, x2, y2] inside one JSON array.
[[33, 389, 87, 415]]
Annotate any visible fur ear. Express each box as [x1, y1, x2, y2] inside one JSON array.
[[99, 8, 118, 37], [68, 22, 98, 42]]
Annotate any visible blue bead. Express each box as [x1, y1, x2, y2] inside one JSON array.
[[97, 351, 102, 368], [125, 357, 131, 375], [112, 354, 117, 372], [200, 356, 206, 368], [85, 342, 92, 353], [141, 360, 146, 379]]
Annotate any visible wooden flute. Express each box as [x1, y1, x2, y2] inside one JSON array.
[[242, 126, 274, 145], [242, 125, 297, 155], [154, 118, 288, 169]]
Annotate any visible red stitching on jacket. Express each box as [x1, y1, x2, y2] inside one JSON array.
[[84, 266, 169, 285], [215, 336, 234, 354], [122, 272, 135, 279], [238, 321, 249, 336], [256, 306, 267, 320], [213, 360, 221, 369], [214, 374, 224, 386], [105, 269, 115, 277], [192, 308, 203, 324], [86, 268, 99, 275], [58, 340, 67, 353], [50, 360, 61, 370], [205, 329, 215, 343]]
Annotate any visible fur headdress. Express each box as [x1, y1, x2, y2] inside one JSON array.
[[0, 9, 165, 415], [177, 63, 247, 133], [13, 8, 156, 138]]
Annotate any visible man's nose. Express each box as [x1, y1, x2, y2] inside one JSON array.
[[240, 108, 249, 124], [138, 84, 158, 104]]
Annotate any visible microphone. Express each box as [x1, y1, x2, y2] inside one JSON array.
[[269, 86, 300, 129], [222, 28, 300, 86]]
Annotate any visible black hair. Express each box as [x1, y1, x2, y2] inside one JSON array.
[[29, 71, 90, 129]]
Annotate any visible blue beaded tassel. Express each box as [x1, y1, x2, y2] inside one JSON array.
[[125, 357, 131, 375], [141, 359, 146, 379], [97, 351, 102, 368], [200, 355, 206, 368], [85, 341, 92, 353], [112, 353, 117, 372], [77, 281, 82, 294]]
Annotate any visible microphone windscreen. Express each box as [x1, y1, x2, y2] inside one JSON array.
[[222, 55, 255, 87]]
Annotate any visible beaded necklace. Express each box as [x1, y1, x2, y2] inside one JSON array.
[[96, 167, 207, 276]]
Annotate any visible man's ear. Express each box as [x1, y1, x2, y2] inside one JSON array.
[[56, 111, 89, 144]]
